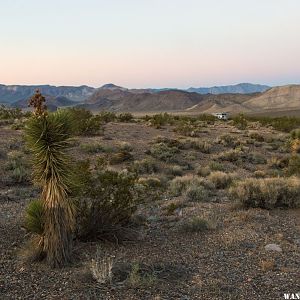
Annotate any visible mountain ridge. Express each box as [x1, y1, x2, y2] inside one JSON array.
[[0, 82, 272, 106]]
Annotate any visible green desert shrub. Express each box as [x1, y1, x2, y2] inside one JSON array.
[[153, 136, 182, 148], [76, 168, 139, 241], [0, 149, 7, 160], [98, 111, 117, 123], [169, 175, 213, 196], [149, 142, 179, 163], [247, 152, 267, 164], [117, 112, 134, 122], [196, 114, 217, 123], [229, 177, 300, 209], [207, 171, 233, 189], [6, 150, 29, 183], [67, 108, 103, 136], [291, 129, 300, 140], [185, 185, 210, 202], [247, 116, 300, 132], [181, 217, 210, 233], [174, 122, 200, 137], [232, 114, 248, 130], [0, 105, 25, 120], [24, 199, 44, 235], [146, 113, 174, 128], [167, 165, 183, 177], [287, 155, 300, 176]]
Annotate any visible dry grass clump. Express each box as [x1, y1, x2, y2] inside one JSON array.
[[229, 177, 300, 209], [118, 141, 133, 152], [169, 175, 195, 196], [127, 262, 157, 287], [253, 170, 266, 178], [209, 161, 225, 172], [109, 151, 133, 165], [217, 149, 241, 162], [183, 139, 211, 153], [133, 158, 159, 174], [137, 176, 162, 188], [90, 248, 114, 284], [185, 185, 210, 202], [196, 166, 211, 177], [169, 175, 213, 197], [290, 139, 300, 154], [267, 156, 289, 169], [207, 171, 234, 189]]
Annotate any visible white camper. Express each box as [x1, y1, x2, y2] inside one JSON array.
[[213, 112, 229, 120]]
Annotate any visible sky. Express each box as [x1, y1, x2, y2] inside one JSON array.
[[0, 0, 299, 88]]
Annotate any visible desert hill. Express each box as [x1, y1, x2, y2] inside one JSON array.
[[11, 95, 76, 111], [243, 85, 300, 112]]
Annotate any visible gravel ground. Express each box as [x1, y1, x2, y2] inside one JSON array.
[[0, 122, 299, 299]]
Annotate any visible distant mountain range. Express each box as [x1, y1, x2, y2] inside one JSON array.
[[0, 82, 270, 106], [187, 83, 270, 94], [1, 82, 300, 115], [0, 84, 94, 105]]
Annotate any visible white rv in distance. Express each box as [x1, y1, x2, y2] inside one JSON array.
[[212, 112, 229, 120]]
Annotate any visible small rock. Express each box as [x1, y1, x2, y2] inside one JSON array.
[[240, 241, 256, 249], [265, 243, 282, 252]]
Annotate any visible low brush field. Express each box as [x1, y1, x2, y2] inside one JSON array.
[[0, 110, 300, 299]]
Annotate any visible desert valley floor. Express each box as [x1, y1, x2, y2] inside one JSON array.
[[0, 118, 300, 299]]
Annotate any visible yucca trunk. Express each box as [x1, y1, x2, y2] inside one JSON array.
[[41, 179, 75, 267], [25, 91, 75, 267]]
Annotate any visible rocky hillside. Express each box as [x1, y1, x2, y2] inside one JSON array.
[[11, 95, 76, 111], [243, 85, 300, 112], [83, 87, 258, 112]]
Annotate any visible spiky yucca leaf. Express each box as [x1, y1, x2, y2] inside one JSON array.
[[25, 199, 44, 235], [25, 110, 75, 267]]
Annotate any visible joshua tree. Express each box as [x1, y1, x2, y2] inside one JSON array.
[[25, 90, 75, 267]]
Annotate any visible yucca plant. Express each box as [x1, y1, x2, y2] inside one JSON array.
[[25, 90, 75, 267]]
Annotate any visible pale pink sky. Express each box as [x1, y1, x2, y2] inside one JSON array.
[[0, 0, 300, 88]]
